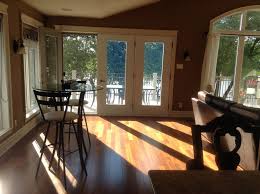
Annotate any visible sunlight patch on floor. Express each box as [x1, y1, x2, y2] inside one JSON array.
[[157, 121, 192, 136], [120, 120, 218, 171], [32, 140, 67, 194], [89, 118, 218, 171], [39, 133, 78, 188]]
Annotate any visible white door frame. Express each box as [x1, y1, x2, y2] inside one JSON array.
[[134, 36, 174, 115], [56, 25, 178, 116], [97, 34, 135, 115]]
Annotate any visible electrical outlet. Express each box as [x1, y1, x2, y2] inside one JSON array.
[[176, 64, 184, 69], [177, 102, 183, 109]]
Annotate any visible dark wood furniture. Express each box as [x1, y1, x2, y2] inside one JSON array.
[[189, 91, 260, 170], [149, 170, 260, 194]]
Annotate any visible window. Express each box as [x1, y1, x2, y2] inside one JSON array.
[[22, 17, 42, 119], [0, 2, 11, 134], [202, 7, 260, 108], [23, 38, 40, 117]]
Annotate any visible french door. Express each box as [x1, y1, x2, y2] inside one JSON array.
[[97, 34, 174, 116], [134, 36, 172, 114], [39, 27, 63, 88], [97, 34, 135, 115]]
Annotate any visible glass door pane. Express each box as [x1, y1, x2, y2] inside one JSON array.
[[239, 36, 260, 107], [97, 35, 134, 115], [106, 40, 127, 105], [142, 42, 164, 106], [214, 36, 239, 100], [134, 36, 172, 114]]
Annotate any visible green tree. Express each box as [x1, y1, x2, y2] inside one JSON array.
[[144, 42, 163, 78], [63, 34, 97, 85], [215, 11, 260, 78]]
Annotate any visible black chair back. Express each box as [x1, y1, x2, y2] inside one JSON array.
[[77, 91, 86, 117], [33, 89, 71, 121]]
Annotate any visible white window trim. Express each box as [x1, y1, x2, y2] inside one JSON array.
[[201, 5, 260, 100], [24, 40, 40, 119], [21, 14, 42, 121], [0, 2, 8, 15], [0, 2, 12, 134], [21, 13, 43, 28]]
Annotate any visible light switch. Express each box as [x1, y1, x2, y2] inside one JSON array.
[[176, 64, 184, 69]]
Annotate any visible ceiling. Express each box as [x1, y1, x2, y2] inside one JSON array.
[[22, 0, 159, 18]]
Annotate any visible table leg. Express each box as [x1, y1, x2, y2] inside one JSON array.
[[77, 91, 88, 175], [77, 116, 88, 176]]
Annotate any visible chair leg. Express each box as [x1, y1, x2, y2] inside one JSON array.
[[60, 122, 67, 188], [80, 126, 89, 161], [58, 122, 61, 168], [90, 91, 95, 107], [68, 123, 71, 147], [83, 108, 91, 147], [72, 122, 88, 159], [49, 122, 59, 169], [36, 122, 51, 177], [68, 105, 73, 147]]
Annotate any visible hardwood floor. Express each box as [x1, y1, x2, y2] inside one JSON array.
[[0, 116, 217, 194]]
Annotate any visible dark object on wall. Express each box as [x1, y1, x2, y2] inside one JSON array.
[[13, 39, 26, 54], [184, 49, 191, 61]]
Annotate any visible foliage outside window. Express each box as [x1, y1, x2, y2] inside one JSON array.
[[213, 13, 242, 31], [63, 34, 97, 88], [212, 9, 260, 107]]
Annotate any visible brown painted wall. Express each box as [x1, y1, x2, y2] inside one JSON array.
[[47, 0, 260, 111], [0, 0, 45, 136]]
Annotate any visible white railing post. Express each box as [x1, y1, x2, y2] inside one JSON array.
[[152, 73, 157, 100], [72, 70, 77, 99], [257, 76, 260, 106]]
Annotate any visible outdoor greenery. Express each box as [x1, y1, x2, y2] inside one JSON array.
[[63, 34, 97, 82], [63, 34, 164, 85], [144, 42, 163, 78], [215, 11, 260, 78]]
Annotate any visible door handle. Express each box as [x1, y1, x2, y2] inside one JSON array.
[[99, 79, 106, 83]]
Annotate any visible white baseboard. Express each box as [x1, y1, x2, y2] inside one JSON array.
[[0, 115, 42, 158]]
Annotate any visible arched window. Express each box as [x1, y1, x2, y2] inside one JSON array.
[[202, 6, 260, 108]]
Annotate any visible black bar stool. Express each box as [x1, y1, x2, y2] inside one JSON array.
[[34, 89, 87, 188]]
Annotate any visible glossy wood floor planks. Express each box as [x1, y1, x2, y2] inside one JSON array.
[[0, 116, 217, 194]]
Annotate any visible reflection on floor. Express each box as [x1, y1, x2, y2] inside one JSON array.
[[0, 116, 217, 194]]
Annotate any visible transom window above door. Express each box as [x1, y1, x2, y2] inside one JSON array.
[[202, 7, 260, 108]]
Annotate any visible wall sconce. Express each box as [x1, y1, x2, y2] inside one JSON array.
[[184, 49, 191, 62], [13, 39, 26, 55]]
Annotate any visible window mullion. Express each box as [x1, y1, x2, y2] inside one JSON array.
[[209, 34, 220, 87], [233, 11, 246, 102], [233, 36, 245, 102], [240, 11, 247, 31]]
